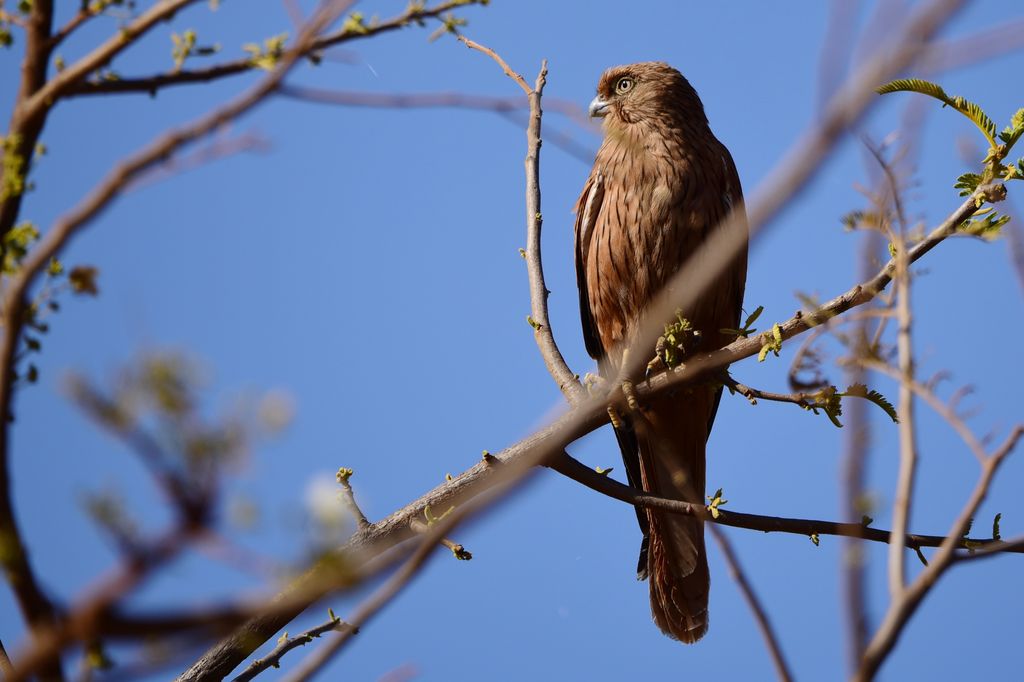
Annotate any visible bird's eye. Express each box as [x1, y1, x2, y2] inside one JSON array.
[[615, 77, 634, 94]]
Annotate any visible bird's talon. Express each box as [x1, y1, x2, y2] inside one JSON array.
[[622, 380, 639, 412], [607, 405, 623, 429], [646, 356, 666, 379]]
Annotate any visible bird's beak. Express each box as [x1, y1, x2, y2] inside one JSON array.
[[588, 96, 610, 119]]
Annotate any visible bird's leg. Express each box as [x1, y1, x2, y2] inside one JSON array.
[[607, 405, 624, 429], [619, 347, 640, 412]]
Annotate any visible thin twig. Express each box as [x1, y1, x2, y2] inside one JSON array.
[[21, 0, 203, 121], [335, 468, 370, 531], [709, 526, 794, 682], [457, 36, 530, 93], [409, 519, 472, 560], [229, 615, 350, 682], [726, 374, 828, 410], [458, 38, 582, 402], [65, 0, 489, 98], [858, 360, 988, 463], [280, 466, 517, 682]]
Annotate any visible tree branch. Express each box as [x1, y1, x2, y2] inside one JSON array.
[[175, 182, 991, 681], [888, 221, 917, 598], [64, 0, 489, 98], [855, 425, 1024, 681], [229, 614, 350, 682], [709, 525, 794, 682], [547, 451, 1022, 555], [20, 0, 203, 124], [0, 1, 66, 676], [458, 36, 583, 402]]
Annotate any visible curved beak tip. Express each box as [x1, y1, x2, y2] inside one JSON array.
[[588, 96, 609, 119]]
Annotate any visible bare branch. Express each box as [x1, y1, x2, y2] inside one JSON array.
[[548, 451, 1022, 555], [457, 36, 530, 94], [887, 216, 918, 598], [709, 526, 794, 682], [22, 0, 203, 121], [856, 426, 1024, 681], [229, 615, 349, 682], [459, 37, 583, 402], [334, 468, 370, 532]]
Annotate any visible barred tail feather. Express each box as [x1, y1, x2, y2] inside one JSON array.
[[637, 387, 715, 643]]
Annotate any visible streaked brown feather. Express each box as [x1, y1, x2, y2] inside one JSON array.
[[574, 62, 747, 643]]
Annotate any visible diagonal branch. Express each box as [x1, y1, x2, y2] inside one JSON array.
[[709, 525, 794, 682], [855, 425, 1024, 681], [229, 614, 350, 682], [175, 184, 993, 682]]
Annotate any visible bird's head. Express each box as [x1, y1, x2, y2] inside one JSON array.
[[589, 62, 708, 128]]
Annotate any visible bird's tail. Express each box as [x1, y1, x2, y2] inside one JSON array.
[[636, 386, 714, 643]]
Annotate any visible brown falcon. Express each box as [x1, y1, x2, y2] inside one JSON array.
[[574, 62, 747, 642]]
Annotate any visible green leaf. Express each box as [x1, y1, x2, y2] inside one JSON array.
[[757, 323, 783, 362], [954, 172, 982, 197], [841, 383, 898, 423], [959, 212, 1010, 240], [992, 513, 1002, 542], [998, 108, 1024, 146], [809, 534, 820, 546], [723, 304, 764, 338], [742, 305, 763, 329], [876, 78, 951, 102], [876, 78, 997, 145], [840, 210, 886, 231]]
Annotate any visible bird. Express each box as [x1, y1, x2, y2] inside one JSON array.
[[574, 62, 747, 643]]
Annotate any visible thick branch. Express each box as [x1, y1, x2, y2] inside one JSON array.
[[0, 3, 64, 681]]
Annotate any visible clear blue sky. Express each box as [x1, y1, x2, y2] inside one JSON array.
[[2, 1, 1023, 680]]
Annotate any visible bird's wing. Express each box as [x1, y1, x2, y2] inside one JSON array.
[[575, 170, 652, 578], [573, 171, 605, 362]]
